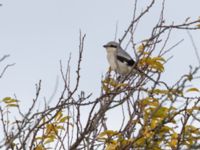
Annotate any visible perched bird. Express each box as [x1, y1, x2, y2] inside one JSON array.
[[103, 41, 157, 83], [103, 41, 135, 75]]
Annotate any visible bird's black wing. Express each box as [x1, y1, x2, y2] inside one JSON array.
[[117, 55, 135, 67]]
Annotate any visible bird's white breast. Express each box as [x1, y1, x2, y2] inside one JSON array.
[[106, 48, 118, 71]]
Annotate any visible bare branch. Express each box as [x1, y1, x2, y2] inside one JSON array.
[[187, 30, 200, 66]]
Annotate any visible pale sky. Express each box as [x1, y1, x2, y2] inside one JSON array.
[[0, 0, 200, 129]]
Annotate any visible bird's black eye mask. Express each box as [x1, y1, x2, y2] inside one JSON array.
[[109, 44, 117, 48]]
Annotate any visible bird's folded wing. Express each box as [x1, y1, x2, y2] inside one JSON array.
[[116, 55, 135, 66]]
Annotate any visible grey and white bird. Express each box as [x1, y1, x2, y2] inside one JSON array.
[[103, 41, 135, 75], [103, 41, 157, 83]]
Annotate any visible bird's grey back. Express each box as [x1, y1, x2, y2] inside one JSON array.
[[117, 46, 132, 60]]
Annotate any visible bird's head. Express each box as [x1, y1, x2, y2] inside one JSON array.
[[103, 41, 120, 53]]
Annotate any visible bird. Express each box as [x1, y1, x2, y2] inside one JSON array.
[[103, 41, 136, 75], [103, 41, 157, 83]]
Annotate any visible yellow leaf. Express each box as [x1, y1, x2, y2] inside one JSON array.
[[149, 89, 169, 95], [35, 136, 43, 140], [186, 108, 193, 114], [152, 107, 169, 118], [34, 145, 45, 150], [104, 78, 119, 87], [60, 116, 70, 123], [116, 83, 128, 88], [2, 97, 11, 101], [186, 87, 200, 93], [150, 119, 158, 128], [171, 132, 178, 138], [143, 128, 153, 138], [140, 97, 159, 108], [138, 57, 165, 72], [102, 78, 111, 84], [102, 78, 125, 92], [170, 138, 177, 148], [46, 124, 57, 134], [56, 125, 65, 130], [44, 138, 54, 144], [98, 130, 120, 138], [102, 84, 111, 93], [109, 79, 118, 87], [137, 43, 145, 53], [135, 137, 145, 145], [169, 133, 178, 148], [151, 61, 164, 72], [142, 52, 150, 55], [6, 104, 19, 107], [55, 111, 63, 121], [46, 134, 56, 140], [160, 126, 172, 133], [152, 56, 166, 62], [2, 97, 19, 104], [106, 141, 118, 150]]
